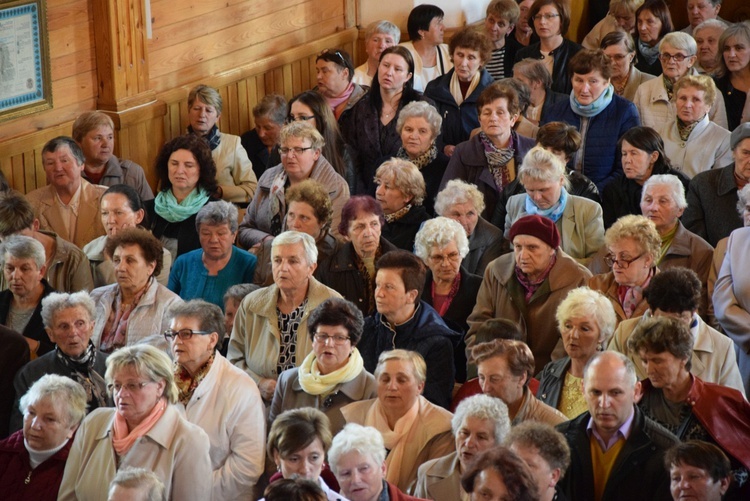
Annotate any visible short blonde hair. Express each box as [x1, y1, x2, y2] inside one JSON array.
[[374, 158, 426, 205], [279, 121, 325, 151], [72, 111, 114, 143], [375, 349, 427, 385], [555, 287, 617, 346], [20, 374, 87, 427], [188, 84, 223, 114], [673, 74, 717, 108], [518, 146, 570, 190], [434, 179, 486, 216], [105, 345, 178, 404], [604, 214, 661, 263], [414, 217, 470, 263]]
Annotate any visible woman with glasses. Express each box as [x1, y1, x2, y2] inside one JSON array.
[[514, 0, 583, 95], [268, 298, 376, 434], [58, 344, 212, 501], [600, 31, 654, 102], [237, 121, 350, 248], [588, 214, 661, 325], [165, 299, 264, 500]]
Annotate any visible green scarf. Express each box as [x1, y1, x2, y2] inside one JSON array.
[[154, 188, 210, 223], [298, 348, 364, 397]]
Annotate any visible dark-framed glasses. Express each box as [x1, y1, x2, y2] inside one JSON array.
[[279, 146, 314, 156], [163, 328, 212, 342], [659, 52, 692, 63], [287, 114, 315, 123], [313, 333, 351, 345], [604, 253, 645, 269]]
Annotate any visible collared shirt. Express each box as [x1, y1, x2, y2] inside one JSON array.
[[587, 407, 635, 452], [54, 183, 82, 243]]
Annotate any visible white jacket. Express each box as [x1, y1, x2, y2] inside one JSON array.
[[213, 132, 258, 202], [658, 115, 733, 178]]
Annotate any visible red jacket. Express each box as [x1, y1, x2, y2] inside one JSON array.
[[0, 430, 73, 501]]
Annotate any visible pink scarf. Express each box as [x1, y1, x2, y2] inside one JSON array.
[[112, 398, 167, 456], [327, 81, 355, 119]]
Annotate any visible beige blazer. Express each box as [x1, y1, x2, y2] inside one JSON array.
[[414, 452, 462, 501]]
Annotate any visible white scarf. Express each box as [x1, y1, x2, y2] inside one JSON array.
[[298, 348, 364, 396], [450, 70, 481, 106]]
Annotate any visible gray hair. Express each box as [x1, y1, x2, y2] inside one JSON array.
[[395, 101, 442, 139], [659, 32, 697, 55], [40, 291, 96, 330], [518, 146, 571, 190], [452, 394, 511, 444], [555, 287, 617, 347], [414, 217, 470, 263], [280, 121, 325, 151], [364, 20, 401, 45], [20, 374, 87, 428], [693, 18, 729, 35], [736, 184, 750, 216], [108, 467, 166, 501], [374, 158, 427, 205], [328, 423, 387, 476], [42, 137, 85, 165], [513, 58, 553, 90], [105, 344, 179, 404], [642, 174, 687, 210], [583, 351, 638, 389], [167, 299, 225, 343], [272, 230, 318, 266], [435, 179, 486, 216], [224, 283, 260, 304], [253, 94, 288, 125], [0, 234, 46, 269], [195, 200, 239, 232]]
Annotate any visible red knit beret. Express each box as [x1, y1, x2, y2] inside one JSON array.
[[508, 214, 560, 249]]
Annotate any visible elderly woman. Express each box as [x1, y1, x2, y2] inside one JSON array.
[[512, 58, 567, 126], [354, 21, 400, 87], [582, 0, 642, 50], [11, 292, 108, 433], [0, 235, 55, 357], [394, 101, 447, 215], [414, 395, 511, 501], [89, 228, 181, 352], [72, 111, 153, 200], [666, 441, 733, 501], [374, 158, 429, 251], [483, 0, 522, 81], [537, 287, 617, 419], [658, 75, 732, 179], [715, 22, 750, 132], [267, 408, 344, 501], [241, 94, 285, 178], [167, 200, 256, 307], [58, 345, 212, 500], [84, 184, 171, 288], [401, 4, 452, 91], [415, 217, 482, 383], [588, 214, 661, 324], [542, 49, 640, 191], [514, 0, 583, 95], [633, 0, 673, 76], [316, 196, 397, 317], [460, 447, 539, 501], [229, 231, 341, 403], [255, 180, 337, 286], [506, 422, 571, 501], [166, 299, 264, 500], [504, 146, 605, 263], [600, 30, 655, 102], [424, 27, 494, 155], [634, 32, 728, 131], [495, 77, 538, 139], [329, 423, 425, 501], [269, 298, 377, 433], [238, 122, 349, 247], [434, 180, 506, 277], [145, 134, 219, 260], [601, 126, 689, 228], [0, 375, 86, 500], [342, 350, 454, 493], [441, 84, 535, 221], [186, 84, 257, 202]]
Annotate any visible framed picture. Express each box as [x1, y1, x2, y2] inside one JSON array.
[[0, 0, 52, 122]]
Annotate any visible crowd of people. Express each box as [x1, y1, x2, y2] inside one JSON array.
[[1, 0, 750, 500]]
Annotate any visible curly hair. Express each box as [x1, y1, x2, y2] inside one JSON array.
[[154, 134, 218, 195], [643, 267, 701, 313], [104, 227, 164, 278], [307, 297, 365, 346], [604, 215, 661, 264], [449, 26, 493, 64], [627, 316, 693, 371], [374, 158, 426, 206], [286, 179, 333, 230]]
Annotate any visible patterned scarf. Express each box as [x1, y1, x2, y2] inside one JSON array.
[[384, 204, 412, 223], [100, 278, 151, 353], [188, 124, 221, 150], [569, 84, 614, 118], [154, 188, 210, 223], [174, 353, 215, 406], [524, 188, 568, 223], [663, 75, 675, 101], [676, 116, 701, 141], [268, 168, 289, 236], [515, 253, 557, 302], [356, 245, 383, 314], [397, 144, 437, 170], [55, 343, 108, 410], [480, 131, 515, 191], [617, 268, 654, 318], [431, 272, 461, 317]]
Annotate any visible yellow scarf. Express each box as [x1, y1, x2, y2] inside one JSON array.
[[365, 398, 420, 487], [450, 70, 481, 106], [297, 348, 364, 396], [657, 223, 679, 265]]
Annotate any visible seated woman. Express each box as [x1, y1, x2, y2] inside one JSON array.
[[341, 350, 454, 493], [414, 395, 511, 501], [715, 22, 750, 132], [58, 345, 212, 500], [221, 283, 258, 354], [434, 180, 507, 277], [353, 20, 401, 87], [269, 298, 377, 434], [90, 228, 182, 352], [255, 180, 337, 286], [512, 58, 567, 126], [665, 441, 733, 501], [0, 236, 55, 357], [600, 30, 655, 102], [441, 83, 535, 221], [145, 134, 219, 261], [537, 287, 617, 419], [415, 217, 482, 383], [267, 408, 345, 501], [506, 422, 571, 501], [460, 447, 539, 501], [237, 122, 349, 248], [166, 299, 264, 500], [632, 0, 672, 76], [241, 94, 285, 179], [167, 200, 256, 308], [186, 84, 257, 202], [394, 101, 448, 215], [0, 375, 86, 501], [424, 27, 494, 156], [315, 196, 397, 317], [84, 185, 171, 288], [582, 0, 640, 50], [588, 215, 660, 324], [657, 75, 732, 179], [505, 146, 605, 263], [542, 49, 640, 191], [374, 158, 429, 251], [400, 4, 452, 92]]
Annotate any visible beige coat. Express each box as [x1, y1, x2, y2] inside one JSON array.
[[414, 452, 462, 501], [213, 132, 258, 202], [58, 405, 212, 501], [513, 386, 567, 426], [658, 115, 733, 179]]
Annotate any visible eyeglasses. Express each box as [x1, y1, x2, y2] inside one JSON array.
[[313, 333, 351, 345], [163, 328, 212, 342], [287, 114, 315, 123], [607, 53, 632, 61], [279, 146, 314, 156], [604, 253, 645, 269], [659, 52, 693, 63], [107, 381, 153, 394], [532, 13, 560, 21], [428, 252, 462, 264], [319, 48, 348, 68]]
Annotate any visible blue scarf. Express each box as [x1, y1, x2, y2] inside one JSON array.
[[525, 187, 568, 223], [570, 84, 614, 118], [154, 188, 210, 223], [638, 38, 660, 65]]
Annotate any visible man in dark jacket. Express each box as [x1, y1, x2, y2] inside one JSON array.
[[358, 250, 460, 409], [556, 351, 678, 501]]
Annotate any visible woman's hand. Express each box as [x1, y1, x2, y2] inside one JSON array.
[[443, 144, 456, 157], [258, 377, 277, 401]]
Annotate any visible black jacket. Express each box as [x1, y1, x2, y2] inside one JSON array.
[[463, 217, 508, 277], [682, 164, 743, 247], [0, 280, 56, 356], [540, 90, 568, 123], [381, 205, 431, 252], [536, 357, 571, 409], [515, 39, 583, 94], [144, 196, 216, 258]]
